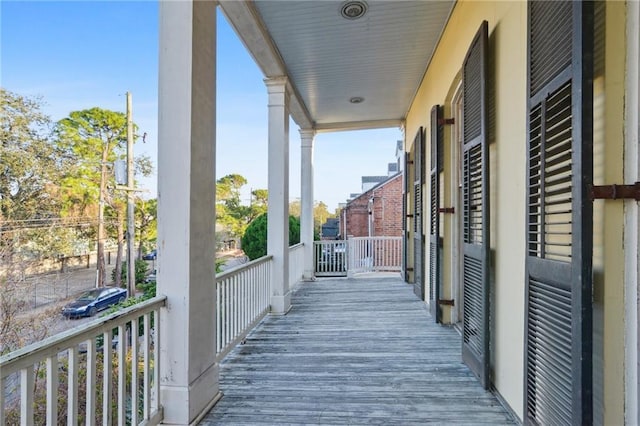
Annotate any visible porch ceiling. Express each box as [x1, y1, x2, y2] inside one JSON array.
[[219, 1, 455, 132]]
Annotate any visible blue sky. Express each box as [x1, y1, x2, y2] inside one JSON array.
[[1, 1, 402, 211]]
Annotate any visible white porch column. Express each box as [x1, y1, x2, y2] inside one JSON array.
[[157, 1, 219, 423], [266, 77, 291, 315], [300, 129, 316, 281]]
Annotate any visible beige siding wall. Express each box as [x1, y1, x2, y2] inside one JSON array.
[[405, 1, 629, 422], [598, 3, 626, 425], [406, 1, 528, 418]]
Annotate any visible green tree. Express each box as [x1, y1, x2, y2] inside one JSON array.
[[57, 108, 127, 287], [135, 198, 157, 258], [0, 89, 60, 221], [313, 201, 333, 234], [248, 188, 268, 222], [0, 89, 83, 260], [216, 174, 268, 239], [56, 108, 151, 287], [289, 199, 301, 218], [216, 174, 249, 237], [241, 213, 300, 260], [288, 199, 336, 237]]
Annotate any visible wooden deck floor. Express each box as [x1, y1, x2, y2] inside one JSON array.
[[201, 275, 517, 425]]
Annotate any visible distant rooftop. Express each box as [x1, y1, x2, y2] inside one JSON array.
[[362, 176, 388, 183]]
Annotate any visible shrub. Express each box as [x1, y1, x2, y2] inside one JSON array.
[[112, 259, 148, 287], [241, 213, 300, 261]]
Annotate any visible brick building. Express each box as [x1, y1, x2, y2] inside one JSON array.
[[339, 173, 403, 238]]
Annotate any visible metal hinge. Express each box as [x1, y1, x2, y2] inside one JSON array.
[[406, 214, 414, 218], [438, 299, 455, 306], [438, 118, 455, 126], [438, 207, 455, 214], [589, 182, 640, 201]]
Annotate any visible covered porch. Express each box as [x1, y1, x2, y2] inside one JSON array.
[[203, 275, 515, 425], [2, 0, 639, 425]]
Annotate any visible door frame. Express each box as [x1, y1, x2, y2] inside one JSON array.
[[450, 82, 464, 326]]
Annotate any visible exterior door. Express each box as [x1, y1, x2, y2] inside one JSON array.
[[429, 105, 444, 322], [525, 2, 593, 424], [461, 21, 490, 389], [413, 128, 425, 299]]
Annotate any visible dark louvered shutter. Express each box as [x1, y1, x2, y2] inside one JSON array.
[[525, 2, 593, 425], [429, 105, 444, 322], [403, 151, 410, 282], [413, 128, 425, 299], [461, 21, 490, 389]]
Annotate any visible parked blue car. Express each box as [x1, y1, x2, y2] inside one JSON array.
[[142, 249, 157, 260], [62, 287, 127, 318]]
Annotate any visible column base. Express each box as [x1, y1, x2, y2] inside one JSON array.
[[302, 272, 316, 282], [270, 292, 292, 315], [160, 362, 219, 424]]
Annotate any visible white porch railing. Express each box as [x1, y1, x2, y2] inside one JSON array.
[[314, 237, 403, 276], [216, 255, 272, 361], [1, 246, 299, 424], [288, 243, 305, 287], [348, 236, 403, 274], [0, 296, 166, 425], [314, 240, 348, 276]]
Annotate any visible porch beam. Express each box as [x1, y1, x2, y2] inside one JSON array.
[[314, 119, 404, 133], [219, 1, 313, 129], [157, 0, 219, 423], [300, 129, 316, 281], [266, 77, 291, 315]]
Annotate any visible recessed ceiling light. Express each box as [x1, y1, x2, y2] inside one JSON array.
[[349, 97, 365, 104], [341, 1, 368, 20]]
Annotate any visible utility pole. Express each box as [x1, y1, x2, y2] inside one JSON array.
[[126, 92, 136, 298]]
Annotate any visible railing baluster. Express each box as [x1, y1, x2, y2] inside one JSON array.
[[67, 347, 78, 425], [250, 266, 255, 320], [239, 273, 244, 335], [216, 282, 221, 353], [131, 317, 139, 425], [86, 338, 96, 426], [46, 355, 59, 425], [225, 280, 230, 349], [229, 276, 234, 345], [103, 329, 112, 426], [237, 273, 242, 334], [20, 366, 34, 426], [235, 275, 240, 338], [152, 309, 160, 413], [245, 268, 250, 328], [0, 376, 5, 426], [117, 324, 126, 425], [143, 312, 151, 420], [228, 280, 232, 348]]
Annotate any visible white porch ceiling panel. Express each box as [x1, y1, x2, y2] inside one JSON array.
[[220, 1, 455, 132]]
